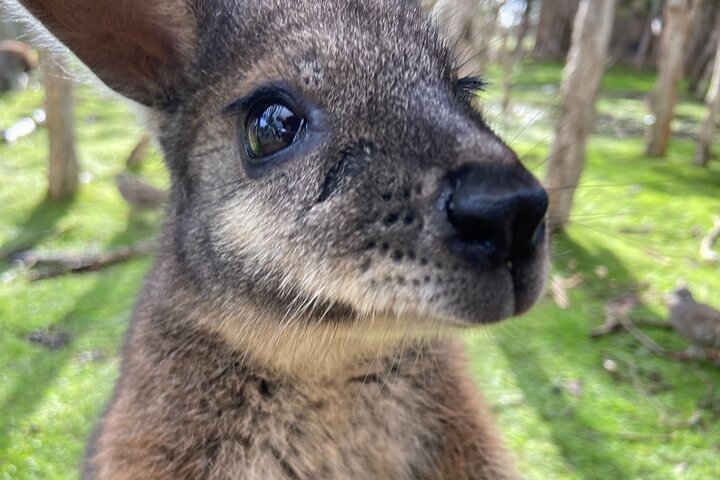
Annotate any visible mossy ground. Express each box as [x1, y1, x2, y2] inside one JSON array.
[[1, 62, 719, 479]]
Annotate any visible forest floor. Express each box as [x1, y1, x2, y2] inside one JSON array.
[[1, 61, 719, 479]]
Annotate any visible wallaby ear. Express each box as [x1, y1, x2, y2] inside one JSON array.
[[17, 0, 196, 106]]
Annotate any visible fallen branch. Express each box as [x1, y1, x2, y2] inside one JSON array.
[[700, 216, 720, 262], [617, 315, 668, 357], [590, 294, 669, 357], [593, 318, 672, 336], [590, 318, 623, 337], [591, 294, 638, 337], [15, 240, 155, 281]]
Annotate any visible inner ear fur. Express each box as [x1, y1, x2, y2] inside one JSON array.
[[18, 0, 197, 106]]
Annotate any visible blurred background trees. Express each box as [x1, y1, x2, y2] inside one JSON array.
[[544, 0, 617, 230], [3, 0, 718, 228], [1, 15, 79, 200], [646, 0, 700, 157], [425, 0, 720, 230]]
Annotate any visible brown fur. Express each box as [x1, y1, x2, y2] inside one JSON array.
[[11, 0, 550, 478]]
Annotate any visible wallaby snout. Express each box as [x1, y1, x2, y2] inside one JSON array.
[[444, 164, 548, 267]]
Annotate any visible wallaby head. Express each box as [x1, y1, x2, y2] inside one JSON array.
[[15, 0, 548, 366]]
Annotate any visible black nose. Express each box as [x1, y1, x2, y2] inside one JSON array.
[[445, 165, 548, 262]]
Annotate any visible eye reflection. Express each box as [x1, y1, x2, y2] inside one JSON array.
[[246, 102, 306, 159]]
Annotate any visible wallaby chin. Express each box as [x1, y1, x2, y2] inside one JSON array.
[[17, 0, 548, 478]]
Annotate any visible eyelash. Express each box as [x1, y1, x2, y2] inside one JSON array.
[[457, 76, 486, 100]]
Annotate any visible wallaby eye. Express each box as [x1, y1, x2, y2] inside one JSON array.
[[245, 101, 306, 159]]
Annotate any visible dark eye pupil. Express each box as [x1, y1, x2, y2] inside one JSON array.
[[246, 103, 306, 159]]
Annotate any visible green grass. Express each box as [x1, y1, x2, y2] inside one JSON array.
[[1, 62, 719, 479], [475, 61, 720, 479], [0, 82, 165, 479]]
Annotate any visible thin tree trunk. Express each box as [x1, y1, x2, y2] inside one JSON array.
[[695, 51, 716, 99], [479, 2, 506, 66], [646, 0, 700, 157], [499, 27, 513, 116], [634, 0, 663, 70], [684, 0, 716, 92], [533, 0, 580, 60], [544, 0, 618, 231], [695, 39, 720, 167], [512, 0, 534, 62], [688, 14, 720, 98], [43, 52, 79, 199]]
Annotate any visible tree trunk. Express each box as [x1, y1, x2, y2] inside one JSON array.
[[512, 0, 534, 62], [684, 0, 718, 94], [695, 49, 717, 98], [479, 1, 506, 66], [533, 0, 580, 60], [544, 0, 618, 231], [646, 0, 700, 157], [688, 14, 720, 98], [499, 27, 513, 116], [634, 0, 663, 70], [43, 52, 79, 200], [695, 38, 720, 166]]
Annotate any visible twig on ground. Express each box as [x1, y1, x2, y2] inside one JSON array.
[[590, 293, 639, 337], [591, 294, 668, 357], [14, 240, 155, 281], [618, 314, 668, 357], [590, 318, 623, 337]]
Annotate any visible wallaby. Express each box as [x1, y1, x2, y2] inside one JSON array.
[[0, 40, 36, 92], [13, 1, 549, 478]]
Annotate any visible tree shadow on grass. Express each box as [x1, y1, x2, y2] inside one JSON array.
[[495, 232, 662, 479], [0, 228, 149, 471], [643, 162, 720, 199], [0, 197, 74, 271]]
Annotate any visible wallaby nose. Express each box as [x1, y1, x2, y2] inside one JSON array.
[[446, 165, 548, 263]]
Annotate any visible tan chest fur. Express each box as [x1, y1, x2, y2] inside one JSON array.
[[87, 304, 515, 480]]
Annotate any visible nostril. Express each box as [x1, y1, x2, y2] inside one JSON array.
[[512, 187, 549, 254], [446, 195, 513, 253], [444, 166, 548, 262]]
